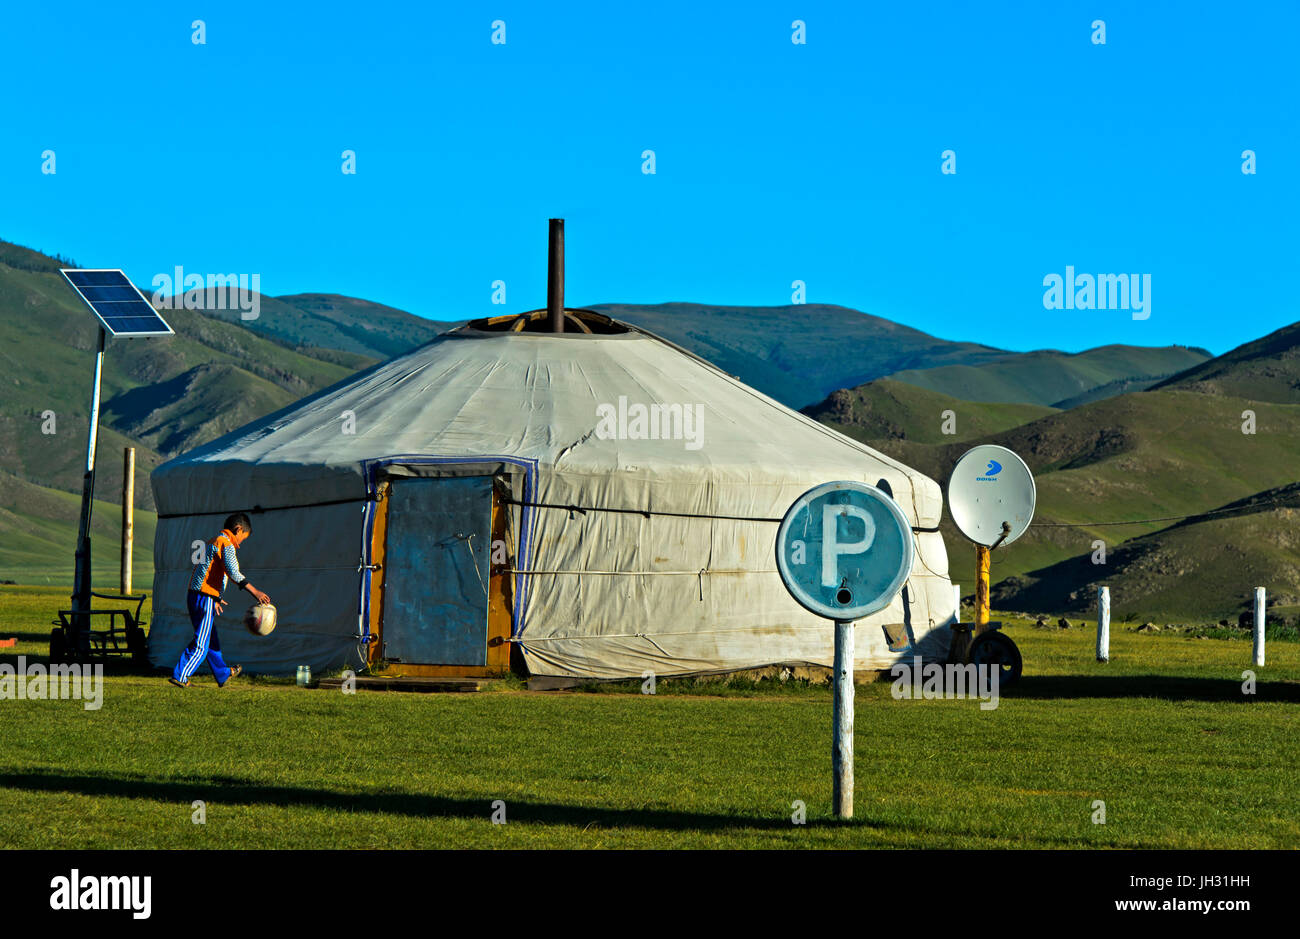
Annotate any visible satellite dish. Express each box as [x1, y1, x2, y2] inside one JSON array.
[[947, 445, 1036, 547], [775, 481, 915, 621]]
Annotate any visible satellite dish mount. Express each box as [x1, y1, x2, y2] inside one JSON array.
[[946, 445, 1036, 682]]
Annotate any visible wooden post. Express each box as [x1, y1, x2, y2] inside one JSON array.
[[974, 545, 991, 635], [121, 447, 134, 595], [952, 583, 961, 624], [832, 619, 854, 819], [1096, 585, 1110, 662], [1253, 587, 1265, 667]]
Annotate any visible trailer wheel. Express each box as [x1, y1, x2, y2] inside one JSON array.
[[49, 627, 65, 664], [968, 630, 1022, 687], [127, 624, 148, 664]]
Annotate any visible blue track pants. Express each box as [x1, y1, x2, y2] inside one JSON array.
[[173, 590, 232, 684]]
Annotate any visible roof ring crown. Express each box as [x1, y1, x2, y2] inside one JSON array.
[[466, 308, 630, 335]]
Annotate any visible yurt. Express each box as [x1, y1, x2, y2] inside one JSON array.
[[149, 227, 957, 679]]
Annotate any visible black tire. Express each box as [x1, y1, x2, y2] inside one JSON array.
[[127, 625, 148, 664], [968, 630, 1023, 687], [49, 627, 64, 664]]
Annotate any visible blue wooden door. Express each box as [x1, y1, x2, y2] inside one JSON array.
[[382, 476, 492, 665]]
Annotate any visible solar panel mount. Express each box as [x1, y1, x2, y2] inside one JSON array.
[[60, 269, 174, 337]]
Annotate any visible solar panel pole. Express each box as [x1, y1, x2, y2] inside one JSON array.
[[71, 325, 107, 653]]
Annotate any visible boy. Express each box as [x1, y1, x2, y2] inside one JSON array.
[[169, 512, 271, 688]]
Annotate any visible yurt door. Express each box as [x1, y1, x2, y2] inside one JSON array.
[[382, 475, 492, 665]]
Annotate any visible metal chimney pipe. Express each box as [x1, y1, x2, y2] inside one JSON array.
[[548, 218, 564, 333]]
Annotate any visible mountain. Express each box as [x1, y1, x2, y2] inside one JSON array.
[[148, 288, 462, 362], [0, 241, 361, 512], [258, 293, 463, 359], [592, 302, 1012, 408], [1150, 320, 1300, 403], [882, 344, 1212, 408]]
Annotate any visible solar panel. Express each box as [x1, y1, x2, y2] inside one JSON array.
[[60, 269, 174, 337]]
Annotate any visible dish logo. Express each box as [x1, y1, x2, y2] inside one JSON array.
[[976, 460, 1002, 482]]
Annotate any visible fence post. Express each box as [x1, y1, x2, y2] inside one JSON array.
[[1096, 585, 1110, 663], [1253, 587, 1265, 667], [952, 583, 961, 624]]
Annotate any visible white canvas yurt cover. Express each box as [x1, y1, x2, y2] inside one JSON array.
[[149, 311, 956, 678]]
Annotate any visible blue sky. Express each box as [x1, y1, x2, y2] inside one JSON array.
[[1, 1, 1295, 354]]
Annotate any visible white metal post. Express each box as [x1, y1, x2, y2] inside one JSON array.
[[1253, 587, 1265, 667], [1096, 585, 1110, 663], [952, 583, 961, 624], [832, 619, 854, 819]]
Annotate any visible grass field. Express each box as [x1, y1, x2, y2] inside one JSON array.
[[1, 584, 1297, 849]]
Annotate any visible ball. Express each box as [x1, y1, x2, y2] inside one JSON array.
[[244, 602, 278, 636]]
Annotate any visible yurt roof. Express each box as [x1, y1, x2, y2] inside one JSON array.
[[151, 310, 942, 526]]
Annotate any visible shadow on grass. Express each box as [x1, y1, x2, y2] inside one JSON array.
[[1, 628, 58, 644], [0, 769, 872, 832], [0, 651, 157, 678], [1007, 674, 1300, 702]]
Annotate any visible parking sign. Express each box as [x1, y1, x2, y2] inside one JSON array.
[[775, 481, 915, 621]]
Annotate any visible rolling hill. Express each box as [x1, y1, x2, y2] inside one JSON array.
[[208, 291, 462, 360], [810, 377, 1300, 621], [803, 378, 1059, 445], [1150, 319, 1300, 403], [0, 469, 156, 589], [991, 483, 1300, 622], [593, 302, 1013, 408], [882, 344, 1211, 407], [0, 244, 362, 511], [600, 302, 1212, 412]]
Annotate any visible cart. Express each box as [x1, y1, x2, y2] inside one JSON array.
[[50, 591, 149, 664]]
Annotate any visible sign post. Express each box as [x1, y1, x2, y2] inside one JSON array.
[[832, 618, 854, 817], [776, 481, 915, 820]]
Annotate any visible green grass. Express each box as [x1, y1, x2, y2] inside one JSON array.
[[1, 586, 1296, 849]]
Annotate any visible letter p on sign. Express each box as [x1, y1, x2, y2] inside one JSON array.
[[776, 481, 914, 621], [822, 504, 876, 587]]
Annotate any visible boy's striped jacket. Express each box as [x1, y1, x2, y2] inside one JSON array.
[[189, 529, 248, 597]]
